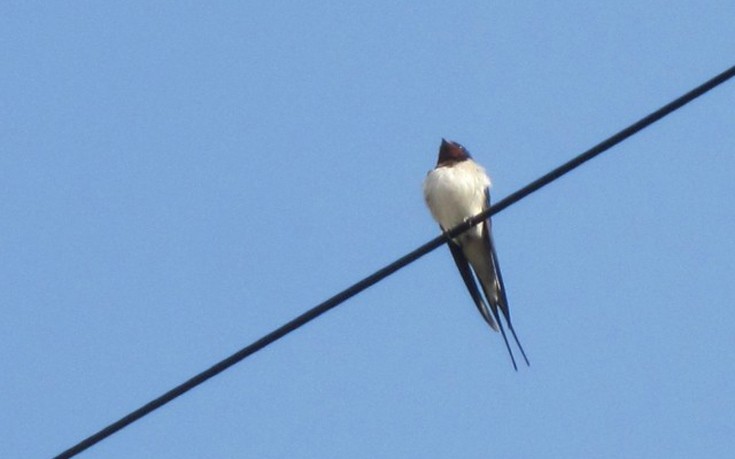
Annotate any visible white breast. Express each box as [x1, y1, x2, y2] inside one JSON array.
[[423, 160, 491, 237]]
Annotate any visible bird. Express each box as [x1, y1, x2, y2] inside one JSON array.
[[423, 139, 529, 370]]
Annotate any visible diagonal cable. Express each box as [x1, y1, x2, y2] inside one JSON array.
[[55, 64, 735, 459]]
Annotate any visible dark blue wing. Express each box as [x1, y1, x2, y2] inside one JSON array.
[[447, 239, 499, 331], [484, 187, 530, 367]]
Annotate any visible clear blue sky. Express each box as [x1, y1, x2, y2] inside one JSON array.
[[2, 2, 734, 458]]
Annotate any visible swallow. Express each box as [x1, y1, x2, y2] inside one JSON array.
[[423, 139, 529, 370]]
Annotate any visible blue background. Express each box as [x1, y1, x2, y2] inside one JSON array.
[[2, 2, 734, 458]]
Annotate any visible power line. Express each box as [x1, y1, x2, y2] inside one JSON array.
[[54, 64, 735, 459]]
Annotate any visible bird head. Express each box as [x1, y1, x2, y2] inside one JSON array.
[[437, 138, 471, 165]]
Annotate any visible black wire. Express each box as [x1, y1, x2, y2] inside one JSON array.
[[54, 64, 735, 459]]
